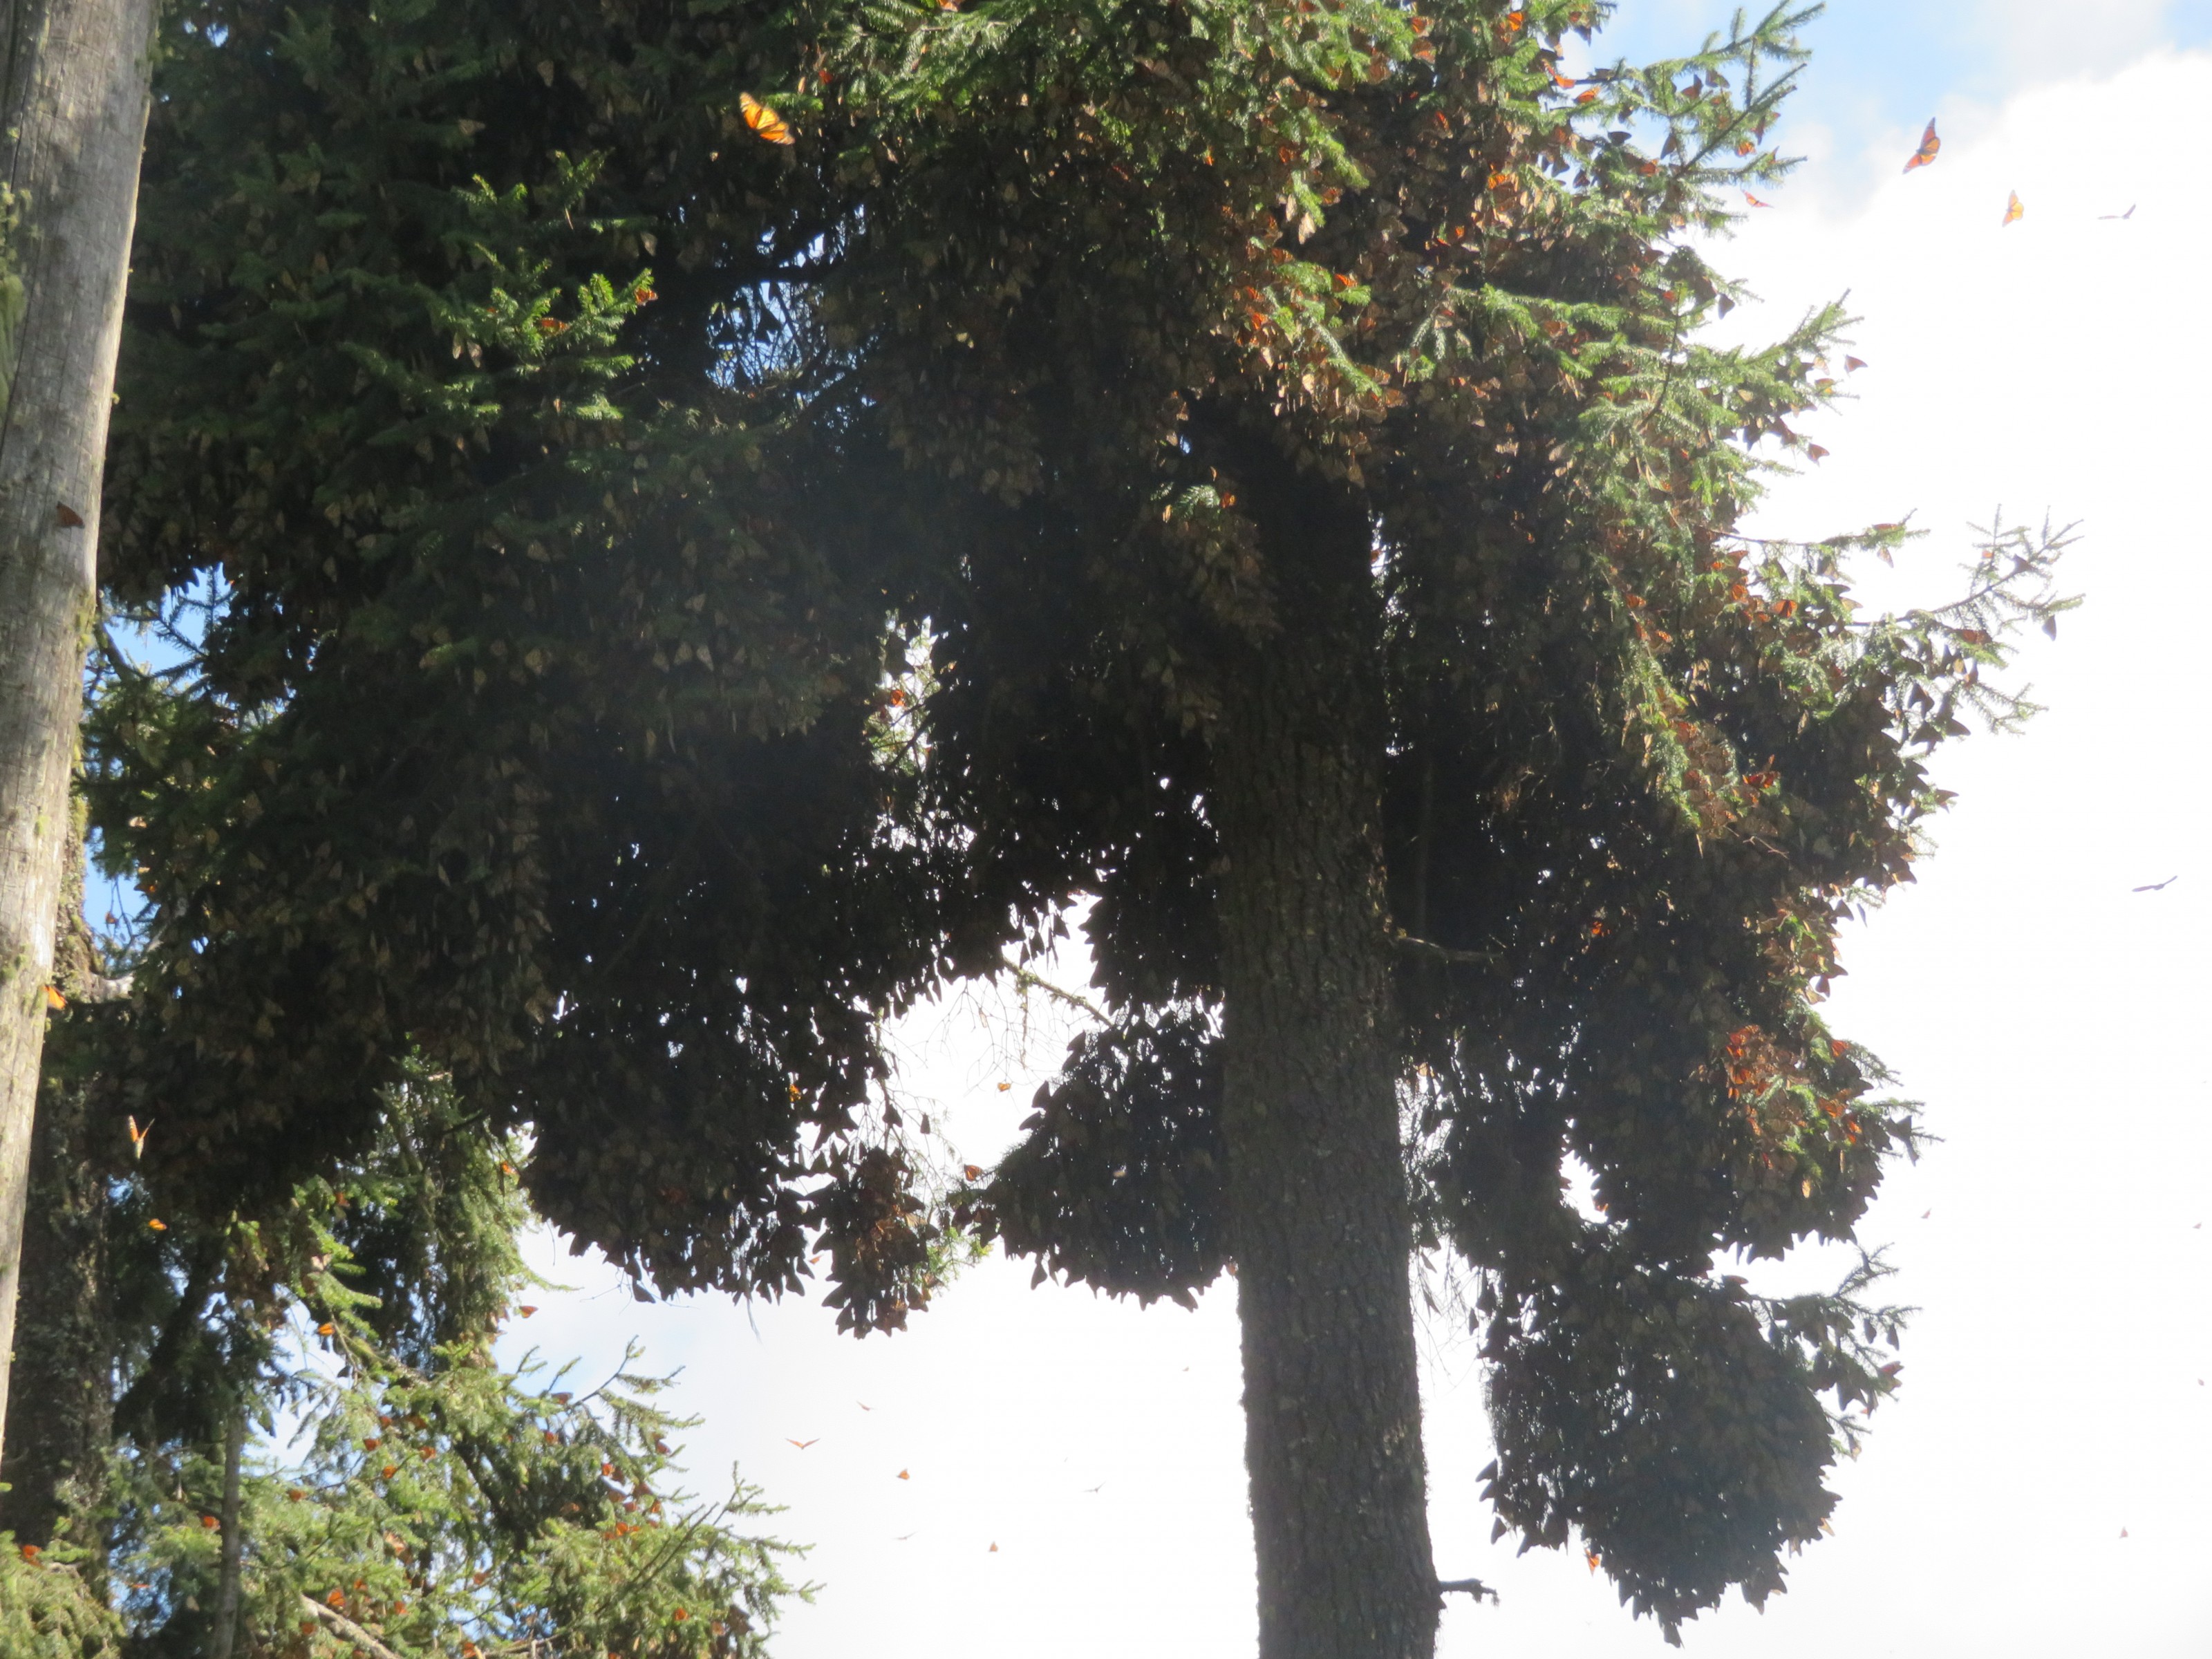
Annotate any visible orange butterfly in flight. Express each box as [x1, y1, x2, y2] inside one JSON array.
[[1743, 191, 1774, 209], [2002, 191, 2024, 225], [787, 1438, 818, 1450], [128, 1115, 152, 1160], [1902, 118, 1939, 173], [740, 93, 794, 147]]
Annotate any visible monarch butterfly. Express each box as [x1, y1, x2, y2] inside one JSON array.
[[740, 92, 794, 147], [1902, 118, 1938, 173], [128, 1114, 151, 1159], [1743, 191, 1773, 209], [2002, 190, 2023, 225]]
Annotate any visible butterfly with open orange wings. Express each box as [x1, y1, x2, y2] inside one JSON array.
[[2002, 191, 2024, 225], [1902, 118, 1939, 173], [740, 93, 794, 147]]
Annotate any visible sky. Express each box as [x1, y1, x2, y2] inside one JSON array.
[[497, 7, 2212, 1656]]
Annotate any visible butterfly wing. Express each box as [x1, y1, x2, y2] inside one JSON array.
[[740, 92, 794, 146], [2003, 191, 2023, 225], [1903, 118, 1939, 172]]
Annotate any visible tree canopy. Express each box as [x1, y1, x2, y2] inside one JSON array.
[[97, 0, 956, 1322], [86, 0, 2070, 1652]]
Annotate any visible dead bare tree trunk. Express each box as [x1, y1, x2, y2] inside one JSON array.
[[0, 0, 157, 1450]]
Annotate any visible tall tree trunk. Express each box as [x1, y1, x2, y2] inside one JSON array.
[[1, 827, 118, 1555], [208, 1405, 245, 1659], [0, 1071, 113, 1553], [0, 0, 156, 1448], [1209, 451, 1437, 1659]]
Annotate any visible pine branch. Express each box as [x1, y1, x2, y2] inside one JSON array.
[[301, 1594, 412, 1659]]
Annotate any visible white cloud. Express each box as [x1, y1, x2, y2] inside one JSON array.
[[1974, 0, 2177, 81]]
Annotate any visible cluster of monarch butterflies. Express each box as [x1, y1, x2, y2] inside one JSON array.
[[733, 92, 2105, 234]]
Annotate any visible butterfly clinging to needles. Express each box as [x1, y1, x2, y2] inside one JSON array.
[[739, 92, 794, 147], [1902, 118, 1939, 173]]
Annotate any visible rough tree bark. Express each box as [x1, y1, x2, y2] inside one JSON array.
[[0, 1071, 113, 1551], [0, 0, 156, 1448], [1209, 447, 1438, 1659], [0, 832, 118, 1552]]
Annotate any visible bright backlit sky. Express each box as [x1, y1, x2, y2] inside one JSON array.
[[500, 6, 2212, 1654]]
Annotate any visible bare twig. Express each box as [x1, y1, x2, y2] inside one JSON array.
[[1008, 964, 1109, 1027], [1392, 930, 1501, 968], [1436, 1576, 1499, 1604]]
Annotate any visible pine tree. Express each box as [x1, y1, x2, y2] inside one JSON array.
[[95, 0, 955, 1323], [7, 1068, 809, 1659], [805, 0, 2070, 1649]]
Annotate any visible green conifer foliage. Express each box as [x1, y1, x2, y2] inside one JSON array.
[[92, 1074, 806, 1658], [95, 0, 953, 1319], [109, 1345, 799, 1659]]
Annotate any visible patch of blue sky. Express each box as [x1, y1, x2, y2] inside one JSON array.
[[1575, 1, 2212, 176]]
